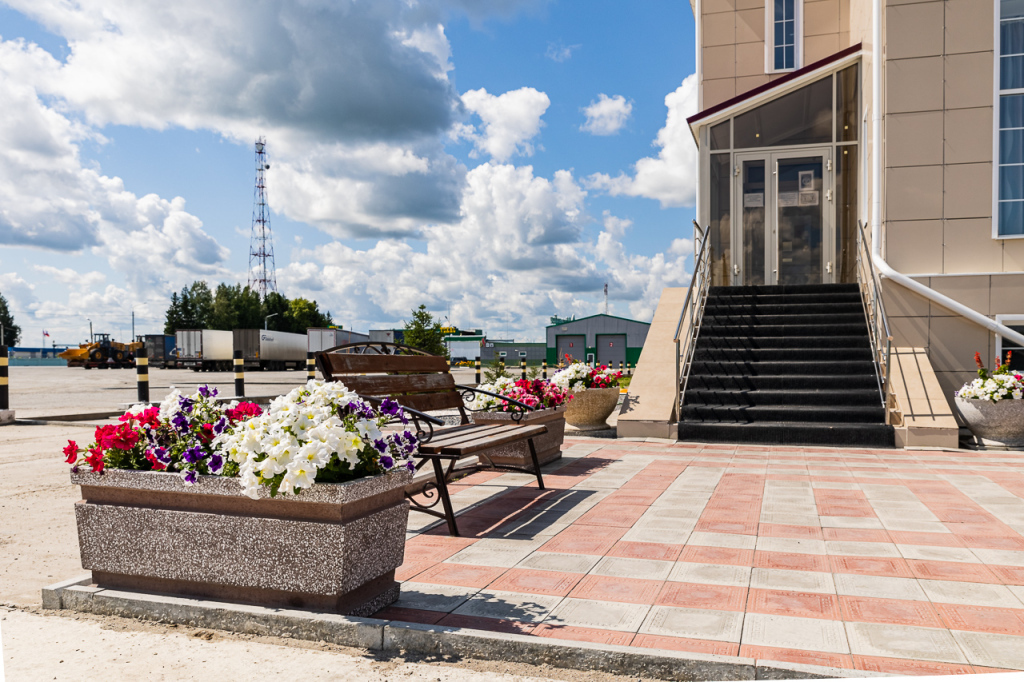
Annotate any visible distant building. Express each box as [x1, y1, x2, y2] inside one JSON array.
[[546, 314, 650, 367]]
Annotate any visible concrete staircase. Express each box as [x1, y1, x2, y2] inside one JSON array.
[[678, 283, 895, 447]]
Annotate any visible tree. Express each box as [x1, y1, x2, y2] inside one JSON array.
[[261, 291, 290, 331], [0, 291, 21, 346], [403, 305, 447, 356], [207, 283, 239, 331], [285, 297, 333, 333]]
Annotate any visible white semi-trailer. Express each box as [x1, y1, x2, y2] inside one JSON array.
[[233, 329, 308, 370], [176, 329, 234, 371], [307, 328, 370, 353]]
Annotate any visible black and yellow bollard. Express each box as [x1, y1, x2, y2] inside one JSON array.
[[306, 351, 315, 380], [627, 362, 632, 376], [234, 350, 245, 398], [474, 358, 481, 384], [519, 358, 525, 381], [542, 359, 547, 380], [0, 346, 8, 411], [135, 346, 149, 403], [618, 360, 623, 373]]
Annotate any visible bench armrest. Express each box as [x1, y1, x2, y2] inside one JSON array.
[[455, 384, 536, 423]]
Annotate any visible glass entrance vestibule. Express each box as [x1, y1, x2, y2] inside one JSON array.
[[700, 63, 860, 287]]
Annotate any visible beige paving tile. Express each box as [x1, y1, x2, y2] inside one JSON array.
[[394, 583, 478, 612], [897, 545, 981, 564], [452, 589, 563, 622], [825, 541, 902, 558], [846, 622, 969, 664], [755, 537, 827, 555], [668, 562, 752, 587], [834, 574, 929, 601], [592, 556, 673, 581], [516, 552, 600, 574], [689, 532, 758, 550], [620, 526, 691, 544], [445, 538, 548, 568], [918, 580, 1024, 608], [878, 519, 951, 533], [820, 516, 885, 529], [969, 548, 1024, 567], [543, 597, 650, 632], [760, 513, 822, 526], [749, 568, 837, 594], [640, 606, 744, 642], [953, 631, 1024, 670], [742, 613, 850, 654]]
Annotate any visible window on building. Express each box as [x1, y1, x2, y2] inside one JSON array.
[[998, 0, 1024, 236], [768, 0, 800, 72]]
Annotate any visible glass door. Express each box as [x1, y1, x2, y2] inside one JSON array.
[[733, 148, 833, 285]]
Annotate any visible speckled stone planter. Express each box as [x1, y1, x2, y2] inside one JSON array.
[[955, 398, 1024, 447], [564, 387, 621, 431], [471, 405, 566, 466], [71, 468, 411, 616]]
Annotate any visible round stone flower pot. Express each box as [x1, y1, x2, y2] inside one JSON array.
[[564, 387, 621, 431], [471, 405, 566, 466], [71, 467, 412, 616], [955, 397, 1024, 447]]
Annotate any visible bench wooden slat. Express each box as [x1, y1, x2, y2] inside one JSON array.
[[320, 353, 449, 376], [420, 424, 548, 456], [423, 424, 515, 448], [396, 391, 464, 413], [340, 373, 455, 396]]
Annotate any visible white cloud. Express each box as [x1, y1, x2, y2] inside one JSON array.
[[34, 265, 106, 289], [459, 88, 550, 162], [545, 42, 580, 63], [581, 94, 633, 136], [585, 74, 698, 207]]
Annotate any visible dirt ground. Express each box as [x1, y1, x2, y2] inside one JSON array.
[[0, 369, 639, 682]]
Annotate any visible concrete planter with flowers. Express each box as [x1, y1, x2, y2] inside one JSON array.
[[552, 360, 624, 431], [955, 354, 1024, 448]]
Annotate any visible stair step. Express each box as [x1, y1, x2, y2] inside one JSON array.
[[696, 335, 871, 350], [686, 374, 881, 391], [690, 360, 876, 376], [678, 421, 896, 448], [700, 323, 868, 337], [693, 348, 872, 362], [704, 302, 865, 316], [709, 283, 860, 296], [707, 293, 862, 306], [703, 313, 867, 326], [683, 388, 882, 407], [679, 404, 886, 424]]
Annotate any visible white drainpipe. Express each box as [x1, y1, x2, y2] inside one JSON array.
[[870, 0, 1024, 349]]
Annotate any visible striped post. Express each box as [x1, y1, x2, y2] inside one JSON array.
[[306, 352, 315, 380], [233, 350, 245, 398], [474, 358, 481, 384], [542, 359, 547, 380], [135, 346, 149, 403], [618, 360, 623, 373], [520, 358, 526, 381], [627, 362, 632, 376], [0, 346, 8, 411]]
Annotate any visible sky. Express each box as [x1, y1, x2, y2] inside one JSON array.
[[0, 0, 698, 346]]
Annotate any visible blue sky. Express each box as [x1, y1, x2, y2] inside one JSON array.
[[0, 0, 697, 345]]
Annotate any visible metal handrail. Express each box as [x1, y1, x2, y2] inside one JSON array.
[[673, 220, 714, 421], [856, 220, 894, 421]]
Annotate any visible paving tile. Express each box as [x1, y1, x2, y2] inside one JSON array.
[[694, 519, 760, 535], [570, 574, 663, 604], [413, 562, 507, 589], [957, 534, 1024, 551], [935, 603, 1024, 635], [639, 605, 744, 642], [908, 560, 1003, 584], [880, 519, 951, 533], [919, 580, 1024, 608], [656, 581, 748, 611], [543, 597, 651, 632], [515, 551, 600, 574], [839, 596, 943, 628], [451, 588, 564, 622], [632, 634, 739, 656], [845, 622, 968, 664], [537, 525, 626, 555], [533, 623, 634, 645], [970, 548, 1024, 567], [680, 545, 755, 567], [576, 503, 650, 528], [404, 535, 478, 562], [740, 644, 853, 669], [373, 606, 446, 625], [825, 541, 902, 558], [749, 568, 836, 594], [395, 560, 435, 581], [592, 556, 673, 581], [485, 568, 584, 597], [435, 613, 536, 634], [742, 613, 850, 653], [820, 516, 885, 529], [951, 631, 1024, 670], [898, 544, 982, 563], [667, 562, 752, 587], [754, 551, 831, 573], [393, 582, 479, 612], [834, 574, 929, 602], [852, 654, 974, 675], [759, 523, 824, 540], [444, 538, 547, 567], [759, 513, 822, 527], [605, 540, 684, 562], [830, 555, 914, 578], [619, 526, 692, 545], [688, 532, 758, 550], [747, 587, 841, 620]]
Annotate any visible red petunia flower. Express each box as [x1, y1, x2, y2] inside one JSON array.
[[63, 440, 79, 464]]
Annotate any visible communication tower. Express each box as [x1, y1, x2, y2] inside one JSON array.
[[248, 137, 277, 298]]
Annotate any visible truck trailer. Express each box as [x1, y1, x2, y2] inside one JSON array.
[[176, 329, 233, 371], [233, 329, 308, 370], [307, 328, 370, 353], [143, 334, 178, 368]]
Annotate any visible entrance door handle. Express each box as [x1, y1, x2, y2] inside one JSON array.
[[827, 261, 833, 274], [733, 264, 740, 275]]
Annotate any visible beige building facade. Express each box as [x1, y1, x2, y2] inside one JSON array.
[[680, 0, 1024, 444]]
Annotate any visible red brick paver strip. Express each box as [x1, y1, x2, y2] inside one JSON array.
[[373, 442, 1024, 673]]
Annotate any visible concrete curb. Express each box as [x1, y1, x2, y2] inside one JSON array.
[[43, 579, 894, 680]]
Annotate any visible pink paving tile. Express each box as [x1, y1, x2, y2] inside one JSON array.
[[886, 531, 966, 548], [823, 528, 891, 543], [740, 645, 853, 669], [405, 535, 478, 562], [754, 550, 831, 573], [830, 556, 914, 578], [762, 524, 824, 540], [656, 581, 748, 611], [817, 504, 875, 518], [569, 574, 663, 604], [681, 545, 756, 567], [906, 559, 1002, 584], [538, 525, 626, 555], [395, 560, 435, 581], [424, 515, 505, 538], [575, 503, 649, 528], [695, 519, 760, 535], [839, 596, 943, 628], [747, 588, 841, 620], [935, 603, 1024, 636], [374, 607, 446, 625], [990, 564, 1024, 584], [604, 490, 662, 506], [436, 613, 535, 635], [852, 655, 974, 676], [453, 470, 507, 485], [948, 522, 1020, 537], [486, 568, 584, 597], [533, 624, 634, 646], [958, 534, 1024, 551], [606, 541, 685, 562], [413, 562, 508, 589], [634, 634, 740, 657]]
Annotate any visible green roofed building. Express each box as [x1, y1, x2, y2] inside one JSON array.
[[546, 314, 650, 367]]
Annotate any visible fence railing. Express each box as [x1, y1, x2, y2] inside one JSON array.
[[856, 220, 895, 422], [673, 221, 713, 421]]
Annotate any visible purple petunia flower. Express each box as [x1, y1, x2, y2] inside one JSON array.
[[213, 416, 228, 435], [380, 455, 394, 469], [153, 447, 171, 465], [178, 396, 195, 413], [380, 398, 400, 416], [182, 470, 198, 485], [373, 438, 388, 454], [183, 445, 204, 464], [172, 413, 190, 432], [207, 454, 224, 474], [198, 385, 212, 398], [405, 460, 415, 472]]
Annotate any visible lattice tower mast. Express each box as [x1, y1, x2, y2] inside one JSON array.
[[248, 137, 277, 298]]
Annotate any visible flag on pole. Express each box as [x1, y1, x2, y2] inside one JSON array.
[[43, 330, 50, 337]]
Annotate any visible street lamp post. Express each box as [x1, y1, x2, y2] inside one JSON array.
[[264, 313, 279, 330], [87, 319, 93, 343]]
